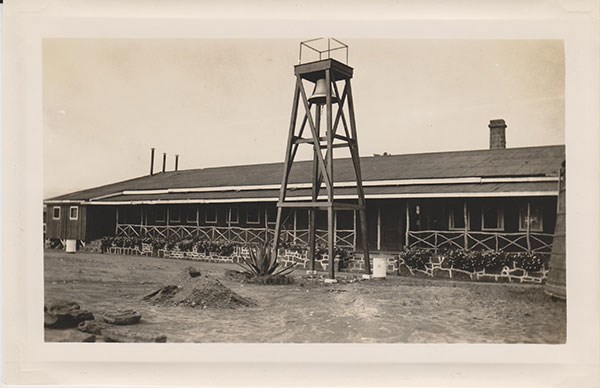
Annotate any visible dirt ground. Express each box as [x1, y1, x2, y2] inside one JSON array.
[[44, 250, 566, 343]]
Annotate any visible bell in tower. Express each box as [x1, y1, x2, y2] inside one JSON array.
[[308, 78, 339, 105], [272, 38, 371, 281]]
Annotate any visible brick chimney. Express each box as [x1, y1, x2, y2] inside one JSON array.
[[489, 119, 507, 149]]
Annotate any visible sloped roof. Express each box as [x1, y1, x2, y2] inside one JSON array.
[[85, 182, 558, 204], [47, 145, 565, 203]]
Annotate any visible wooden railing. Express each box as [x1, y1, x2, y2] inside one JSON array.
[[116, 224, 553, 254], [407, 230, 553, 254], [115, 224, 355, 248]]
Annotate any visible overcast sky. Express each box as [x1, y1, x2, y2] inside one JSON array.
[[43, 39, 564, 198]]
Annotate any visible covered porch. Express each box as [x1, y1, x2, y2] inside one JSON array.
[[109, 195, 556, 255]]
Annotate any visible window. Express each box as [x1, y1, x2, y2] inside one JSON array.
[[266, 207, 277, 225], [246, 207, 260, 224], [228, 207, 239, 224], [155, 208, 166, 222], [52, 206, 61, 220], [482, 207, 504, 231], [205, 207, 217, 224], [186, 207, 198, 223], [448, 205, 466, 230], [69, 206, 79, 220], [519, 205, 544, 232], [169, 208, 181, 223]]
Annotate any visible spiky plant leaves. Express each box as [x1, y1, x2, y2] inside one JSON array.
[[236, 243, 297, 280]]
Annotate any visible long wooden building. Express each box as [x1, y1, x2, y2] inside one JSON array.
[[45, 127, 564, 256]]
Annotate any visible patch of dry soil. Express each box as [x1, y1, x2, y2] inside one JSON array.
[[44, 250, 566, 343]]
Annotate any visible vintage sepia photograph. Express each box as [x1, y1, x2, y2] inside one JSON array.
[[5, 0, 600, 386], [42, 37, 567, 344]]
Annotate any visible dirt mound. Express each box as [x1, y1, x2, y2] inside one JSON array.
[[143, 267, 255, 309]]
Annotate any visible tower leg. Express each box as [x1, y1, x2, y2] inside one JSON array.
[[328, 206, 335, 279], [308, 209, 316, 272], [359, 207, 371, 275], [308, 104, 321, 273], [345, 78, 371, 275], [272, 207, 284, 258]]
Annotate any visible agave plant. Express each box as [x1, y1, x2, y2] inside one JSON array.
[[238, 243, 296, 278]]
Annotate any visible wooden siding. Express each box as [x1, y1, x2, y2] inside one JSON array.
[[45, 204, 87, 240]]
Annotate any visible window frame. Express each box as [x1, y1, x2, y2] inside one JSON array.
[[155, 207, 166, 223], [205, 207, 218, 224], [228, 207, 239, 224], [169, 207, 181, 223], [246, 207, 261, 225], [186, 207, 198, 224], [448, 205, 466, 230], [481, 207, 505, 231], [519, 205, 544, 232], [52, 206, 61, 220], [69, 206, 79, 221]]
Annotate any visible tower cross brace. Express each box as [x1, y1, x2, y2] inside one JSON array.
[[272, 58, 371, 279]]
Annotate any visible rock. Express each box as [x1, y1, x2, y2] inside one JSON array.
[[101, 327, 167, 343], [101, 310, 142, 325], [77, 320, 108, 335], [186, 267, 201, 278], [510, 269, 525, 277], [48, 329, 97, 343], [44, 300, 94, 328]]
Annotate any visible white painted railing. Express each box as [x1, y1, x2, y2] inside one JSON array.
[[407, 230, 553, 254], [115, 224, 356, 248]]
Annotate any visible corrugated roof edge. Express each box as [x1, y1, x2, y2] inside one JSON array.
[[151, 144, 566, 173], [45, 144, 565, 202]]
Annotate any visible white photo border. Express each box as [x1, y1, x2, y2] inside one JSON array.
[[3, 0, 599, 386]]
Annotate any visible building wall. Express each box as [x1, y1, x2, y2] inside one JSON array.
[[134, 203, 288, 229], [92, 195, 558, 253], [45, 204, 87, 240]]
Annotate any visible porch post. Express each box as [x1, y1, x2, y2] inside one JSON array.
[[309, 209, 316, 271], [526, 201, 532, 253], [405, 201, 410, 248], [115, 207, 119, 235], [353, 209, 357, 249], [463, 201, 468, 249], [166, 207, 170, 238], [376, 207, 381, 251], [293, 209, 297, 243], [265, 206, 269, 246], [333, 209, 338, 248]]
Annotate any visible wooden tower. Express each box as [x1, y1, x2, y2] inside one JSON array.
[[272, 38, 371, 280]]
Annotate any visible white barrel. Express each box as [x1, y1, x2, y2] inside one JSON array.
[[372, 257, 387, 279], [65, 239, 77, 253]]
